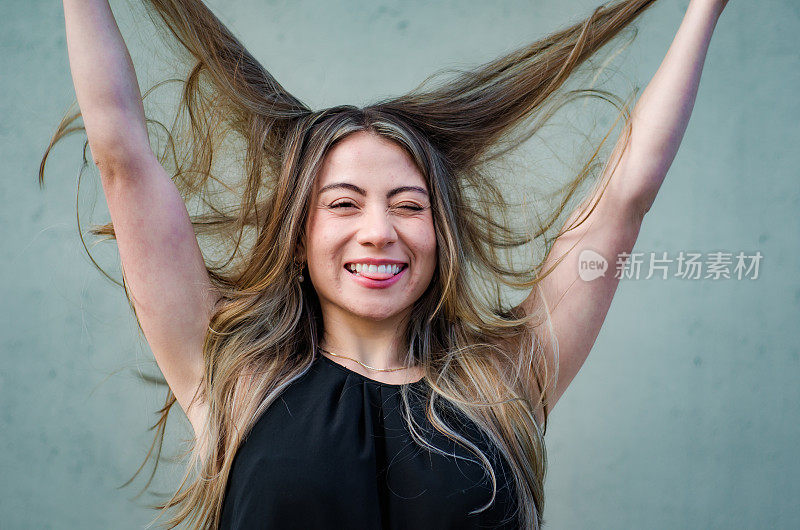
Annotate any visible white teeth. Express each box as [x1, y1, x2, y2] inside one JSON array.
[[347, 263, 403, 275]]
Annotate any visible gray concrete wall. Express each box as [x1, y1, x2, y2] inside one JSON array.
[[2, 0, 797, 527]]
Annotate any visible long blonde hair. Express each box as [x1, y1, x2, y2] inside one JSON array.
[[39, 0, 659, 527]]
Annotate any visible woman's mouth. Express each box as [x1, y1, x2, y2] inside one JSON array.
[[344, 262, 408, 288], [345, 262, 406, 279]]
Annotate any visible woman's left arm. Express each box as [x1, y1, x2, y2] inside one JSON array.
[[514, 0, 729, 418], [618, 0, 728, 216]]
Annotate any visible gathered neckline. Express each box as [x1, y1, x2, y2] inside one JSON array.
[[317, 352, 426, 388]]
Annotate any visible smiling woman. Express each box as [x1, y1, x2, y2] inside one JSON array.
[[299, 131, 438, 344], [38, 0, 728, 528]]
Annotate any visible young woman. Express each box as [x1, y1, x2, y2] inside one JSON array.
[[41, 0, 729, 527]]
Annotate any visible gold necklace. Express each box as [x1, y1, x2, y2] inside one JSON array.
[[317, 346, 414, 373]]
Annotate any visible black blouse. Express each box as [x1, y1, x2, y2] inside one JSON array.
[[218, 352, 522, 529]]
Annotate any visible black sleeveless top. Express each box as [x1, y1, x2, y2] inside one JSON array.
[[218, 353, 523, 529]]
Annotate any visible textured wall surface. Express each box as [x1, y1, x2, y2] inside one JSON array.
[[1, 0, 798, 528]]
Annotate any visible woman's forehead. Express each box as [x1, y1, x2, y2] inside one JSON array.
[[316, 133, 427, 192]]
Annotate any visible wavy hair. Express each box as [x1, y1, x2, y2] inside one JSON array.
[[39, 0, 659, 527]]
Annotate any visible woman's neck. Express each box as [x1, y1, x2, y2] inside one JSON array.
[[319, 307, 413, 370]]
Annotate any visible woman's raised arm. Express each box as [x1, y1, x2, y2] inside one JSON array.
[[514, 0, 728, 419], [62, 0, 217, 437], [63, 0, 151, 166]]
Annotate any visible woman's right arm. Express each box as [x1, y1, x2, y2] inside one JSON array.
[[63, 0, 150, 166], [63, 0, 215, 437]]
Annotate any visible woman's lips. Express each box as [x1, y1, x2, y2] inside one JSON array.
[[345, 264, 407, 288]]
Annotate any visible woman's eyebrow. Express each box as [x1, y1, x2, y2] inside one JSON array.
[[318, 182, 428, 198]]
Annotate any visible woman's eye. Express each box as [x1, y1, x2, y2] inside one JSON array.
[[330, 202, 422, 211]]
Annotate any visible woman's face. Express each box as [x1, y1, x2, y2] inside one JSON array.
[[299, 130, 437, 323]]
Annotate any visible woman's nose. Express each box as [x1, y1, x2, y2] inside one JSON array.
[[355, 206, 397, 248]]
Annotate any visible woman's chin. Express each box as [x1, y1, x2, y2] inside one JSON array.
[[344, 302, 410, 322]]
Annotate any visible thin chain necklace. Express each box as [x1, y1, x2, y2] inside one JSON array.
[[317, 345, 414, 373]]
